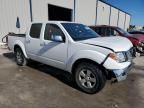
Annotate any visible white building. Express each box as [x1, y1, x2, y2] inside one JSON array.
[[0, 0, 131, 43]]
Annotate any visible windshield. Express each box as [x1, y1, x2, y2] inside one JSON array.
[[62, 23, 99, 41], [117, 27, 130, 36]]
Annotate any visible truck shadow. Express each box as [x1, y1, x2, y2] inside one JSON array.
[[3, 52, 15, 61], [133, 65, 144, 71], [28, 60, 78, 89], [3, 52, 80, 92]]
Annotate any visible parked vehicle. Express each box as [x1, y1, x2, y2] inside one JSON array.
[[129, 30, 144, 35], [90, 25, 144, 56], [8, 21, 133, 94]]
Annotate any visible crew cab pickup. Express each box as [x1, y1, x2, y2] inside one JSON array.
[[8, 21, 133, 94]]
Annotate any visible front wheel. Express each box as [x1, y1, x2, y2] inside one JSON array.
[[75, 62, 106, 94], [133, 47, 140, 57], [15, 48, 27, 66]]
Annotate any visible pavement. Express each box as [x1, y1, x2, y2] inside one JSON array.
[[0, 45, 9, 55], [0, 47, 144, 108]]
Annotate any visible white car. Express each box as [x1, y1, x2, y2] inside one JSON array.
[[8, 21, 133, 94]]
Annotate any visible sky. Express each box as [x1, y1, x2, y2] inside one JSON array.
[[105, 0, 144, 26]]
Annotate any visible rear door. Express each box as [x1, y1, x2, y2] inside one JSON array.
[[25, 23, 43, 61]]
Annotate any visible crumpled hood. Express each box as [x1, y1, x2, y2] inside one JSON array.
[[129, 34, 144, 41], [78, 37, 133, 52]]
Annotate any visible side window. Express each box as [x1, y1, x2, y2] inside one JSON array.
[[44, 24, 65, 41], [95, 27, 101, 35], [90, 27, 95, 31], [30, 23, 42, 38], [100, 27, 106, 36], [106, 28, 112, 36], [111, 29, 120, 36]]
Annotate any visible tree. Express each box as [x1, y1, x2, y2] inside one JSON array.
[[129, 25, 135, 30], [142, 26, 144, 30]]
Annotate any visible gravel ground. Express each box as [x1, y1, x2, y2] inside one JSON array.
[[0, 48, 144, 108]]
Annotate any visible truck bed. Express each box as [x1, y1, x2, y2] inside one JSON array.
[[8, 33, 25, 52], [8, 33, 25, 37]]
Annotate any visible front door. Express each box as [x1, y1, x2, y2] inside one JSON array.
[[39, 23, 68, 69]]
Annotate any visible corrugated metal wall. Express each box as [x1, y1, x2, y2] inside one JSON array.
[[75, 0, 97, 25], [31, 0, 74, 22], [96, 1, 130, 30], [96, 1, 110, 25], [110, 7, 119, 26], [0, 0, 131, 43], [125, 14, 131, 31], [0, 0, 30, 42], [118, 11, 126, 29]]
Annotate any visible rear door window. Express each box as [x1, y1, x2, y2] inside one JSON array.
[[30, 23, 42, 38], [105, 27, 111, 36], [95, 27, 101, 35], [111, 28, 120, 36], [100, 27, 106, 36]]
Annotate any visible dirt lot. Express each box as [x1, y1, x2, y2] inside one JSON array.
[[0, 49, 144, 108]]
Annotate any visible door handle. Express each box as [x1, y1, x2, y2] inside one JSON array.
[[26, 40, 30, 43]]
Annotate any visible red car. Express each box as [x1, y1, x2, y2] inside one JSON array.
[[129, 30, 144, 35], [90, 25, 144, 56]]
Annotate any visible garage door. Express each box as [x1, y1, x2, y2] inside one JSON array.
[[48, 4, 72, 21]]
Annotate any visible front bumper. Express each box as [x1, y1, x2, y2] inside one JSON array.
[[112, 63, 133, 82]]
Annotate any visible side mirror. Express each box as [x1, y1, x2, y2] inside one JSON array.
[[51, 35, 63, 42]]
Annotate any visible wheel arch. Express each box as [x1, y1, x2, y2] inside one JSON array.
[[71, 58, 110, 79], [14, 43, 28, 58]]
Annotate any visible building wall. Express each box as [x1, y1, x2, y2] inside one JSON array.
[[110, 7, 119, 26], [96, 1, 110, 25], [0, 0, 131, 43], [31, 0, 74, 22], [125, 14, 131, 30], [0, 0, 30, 42], [75, 0, 97, 25], [118, 11, 126, 29]]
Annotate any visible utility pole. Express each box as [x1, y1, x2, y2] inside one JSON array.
[[74, 0, 76, 22]]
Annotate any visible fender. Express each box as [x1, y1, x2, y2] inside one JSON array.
[[66, 50, 108, 72], [14, 40, 29, 58]]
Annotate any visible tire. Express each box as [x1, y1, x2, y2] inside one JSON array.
[[15, 48, 27, 66], [133, 49, 140, 57], [133, 47, 141, 57], [135, 51, 141, 57], [75, 62, 106, 94]]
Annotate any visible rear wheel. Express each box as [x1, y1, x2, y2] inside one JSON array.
[[15, 48, 27, 66], [75, 62, 106, 94]]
